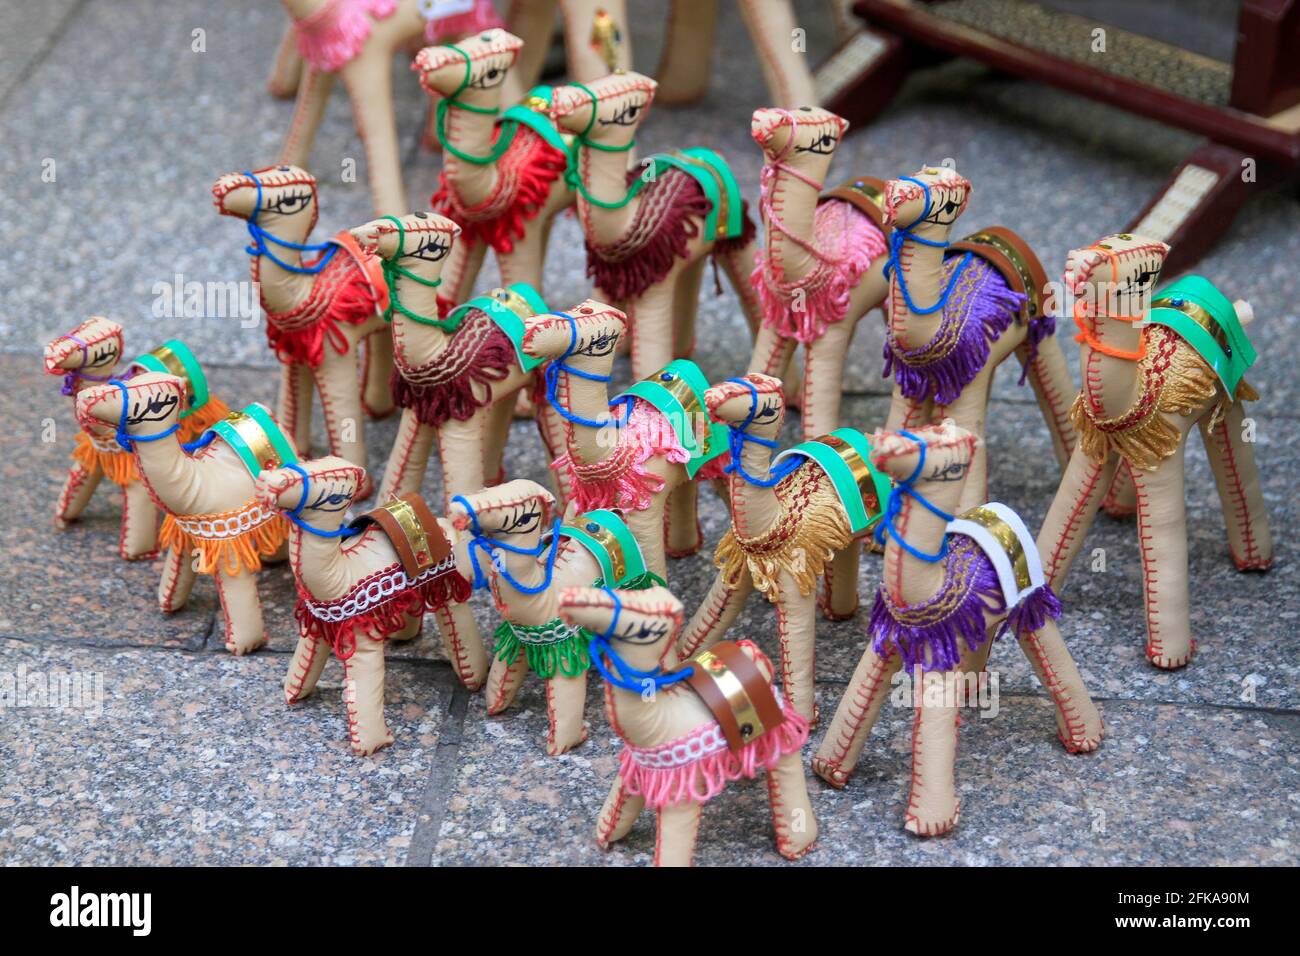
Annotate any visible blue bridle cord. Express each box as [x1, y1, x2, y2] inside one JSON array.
[[241, 170, 338, 275], [883, 175, 972, 316], [721, 377, 802, 488], [282, 461, 362, 539], [542, 311, 633, 429], [451, 494, 562, 594], [586, 586, 693, 693], [872, 429, 954, 563]]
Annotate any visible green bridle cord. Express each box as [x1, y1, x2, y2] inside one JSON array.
[[433, 43, 518, 166], [564, 82, 639, 210], [378, 215, 447, 328]]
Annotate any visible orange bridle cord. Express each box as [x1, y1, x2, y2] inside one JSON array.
[[1072, 245, 1146, 361]]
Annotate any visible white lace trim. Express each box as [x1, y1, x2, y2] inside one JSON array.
[[174, 504, 277, 540], [303, 554, 457, 623]]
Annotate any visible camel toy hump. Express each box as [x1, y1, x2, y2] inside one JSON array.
[[675, 640, 787, 753], [203, 403, 300, 479], [615, 359, 730, 478], [771, 427, 893, 536], [346, 492, 454, 580], [440, 281, 549, 371], [946, 226, 1052, 326], [1148, 274, 1258, 397], [550, 508, 653, 588], [946, 502, 1047, 612], [819, 175, 892, 235]]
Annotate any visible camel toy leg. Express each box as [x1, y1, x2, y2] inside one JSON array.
[[801, 316, 856, 439], [812, 645, 903, 787], [904, 681, 961, 836], [655, 0, 718, 105], [716, 237, 765, 339], [1015, 333, 1077, 472], [545, 670, 589, 756], [596, 775, 645, 848], [1200, 401, 1274, 571], [485, 652, 530, 716], [482, 387, 521, 485], [767, 751, 818, 860], [561, 0, 631, 79], [884, 389, 933, 432], [820, 545, 860, 621], [1131, 440, 1196, 669], [626, 278, 681, 383], [267, 21, 304, 98], [671, 257, 708, 360], [340, 50, 406, 215], [935, 368, 993, 512], [775, 574, 818, 723], [157, 545, 197, 615], [433, 602, 488, 691], [312, 352, 371, 495], [360, 331, 396, 422], [505, 0, 559, 92], [279, 66, 335, 168], [1037, 447, 1120, 589], [624, 495, 670, 582], [748, 323, 796, 381], [436, 415, 490, 507], [665, 483, 703, 559], [119, 481, 159, 560], [342, 635, 394, 756], [55, 462, 101, 527], [284, 627, 331, 705], [679, 570, 754, 658], [214, 568, 267, 656], [442, 239, 490, 307], [379, 412, 435, 502], [1017, 620, 1104, 753], [277, 362, 315, 458], [1101, 464, 1139, 518], [736, 0, 818, 107], [654, 801, 702, 867]]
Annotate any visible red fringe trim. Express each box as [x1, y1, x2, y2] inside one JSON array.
[[263, 250, 381, 369]]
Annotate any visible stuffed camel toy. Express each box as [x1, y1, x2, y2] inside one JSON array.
[[76, 374, 297, 655], [448, 480, 660, 755], [348, 211, 565, 504], [560, 583, 816, 867], [1036, 234, 1270, 669], [748, 106, 890, 439], [415, 30, 576, 306], [880, 165, 1078, 513], [678, 373, 892, 722], [548, 72, 764, 382], [521, 303, 732, 577], [256, 457, 486, 755], [213, 165, 389, 496], [45, 320, 230, 560], [813, 422, 1104, 837]]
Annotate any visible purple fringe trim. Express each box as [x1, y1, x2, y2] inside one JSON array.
[[1001, 583, 1063, 640], [882, 257, 1026, 405]]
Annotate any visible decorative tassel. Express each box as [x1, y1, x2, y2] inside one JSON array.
[[422, 0, 504, 42], [551, 401, 689, 513], [263, 248, 381, 369], [176, 394, 232, 445], [882, 256, 1026, 405], [160, 511, 289, 577], [391, 314, 515, 427], [72, 432, 137, 487], [713, 467, 853, 602], [293, 0, 396, 72]]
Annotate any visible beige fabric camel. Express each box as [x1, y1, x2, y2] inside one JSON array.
[[414, 30, 576, 305], [256, 456, 484, 755], [679, 373, 890, 721], [548, 72, 763, 382], [214, 165, 389, 496], [880, 165, 1077, 513], [77, 374, 297, 655], [559, 583, 817, 866], [520, 303, 731, 576], [448, 479, 659, 754], [813, 423, 1103, 836], [748, 106, 889, 438], [349, 211, 564, 504], [1036, 234, 1271, 669]]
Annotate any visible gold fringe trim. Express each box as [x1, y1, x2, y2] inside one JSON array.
[[160, 511, 288, 577], [713, 470, 854, 603], [177, 395, 232, 445], [71, 431, 137, 486], [1071, 328, 1225, 471]]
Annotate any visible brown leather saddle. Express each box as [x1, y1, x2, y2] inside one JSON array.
[[673, 641, 785, 753], [348, 493, 452, 579], [947, 226, 1052, 325], [820, 175, 891, 236]]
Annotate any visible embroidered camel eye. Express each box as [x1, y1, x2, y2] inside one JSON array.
[[581, 330, 619, 357], [799, 131, 839, 155], [615, 620, 669, 644], [413, 233, 450, 261], [754, 400, 779, 422], [267, 191, 311, 215], [602, 100, 644, 127], [927, 460, 967, 482], [309, 488, 351, 512], [472, 65, 506, 90], [503, 507, 541, 534], [130, 392, 179, 424]]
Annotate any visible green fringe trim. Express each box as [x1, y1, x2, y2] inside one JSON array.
[[594, 571, 667, 591]]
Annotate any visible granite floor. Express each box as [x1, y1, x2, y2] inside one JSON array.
[[0, 0, 1297, 866]]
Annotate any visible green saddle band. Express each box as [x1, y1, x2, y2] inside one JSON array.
[[554, 508, 648, 587], [1149, 275, 1256, 396], [615, 359, 728, 478], [643, 148, 743, 242], [209, 403, 298, 478], [441, 282, 549, 371], [772, 428, 891, 536], [129, 340, 209, 419], [500, 86, 573, 159]]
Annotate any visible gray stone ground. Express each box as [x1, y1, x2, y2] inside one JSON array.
[[0, 0, 1297, 866]]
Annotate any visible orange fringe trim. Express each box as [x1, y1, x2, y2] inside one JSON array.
[[177, 395, 232, 445], [71, 431, 137, 487], [160, 510, 288, 576]]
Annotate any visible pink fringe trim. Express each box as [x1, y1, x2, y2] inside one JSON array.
[[293, 0, 397, 72], [620, 701, 810, 808], [751, 200, 885, 344], [551, 400, 689, 513], [423, 0, 504, 42]]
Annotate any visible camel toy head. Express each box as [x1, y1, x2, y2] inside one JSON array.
[[256, 456, 365, 521], [44, 317, 123, 383], [549, 71, 657, 146], [448, 479, 556, 542], [750, 106, 848, 165], [351, 211, 460, 265], [521, 299, 627, 364], [705, 373, 785, 440], [414, 29, 524, 102], [212, 164, 321, 236], [882, 165, 972, 232], [1063, 233, 1169, 315], [75, 372, 186, 445], [558, 584, 684, 674], [869, 420, 978, 486]]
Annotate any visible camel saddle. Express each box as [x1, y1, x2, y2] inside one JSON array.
[[946, 226, 1051, 325], [348, 493, 452, 579], [672, 640, 786, 753], [128, 339, 212, 421], [772, 427, 892, 536], [820, 175, 892, 236]]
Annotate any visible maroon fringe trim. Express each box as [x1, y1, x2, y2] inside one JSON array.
[[391, 316, 515, 427]]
